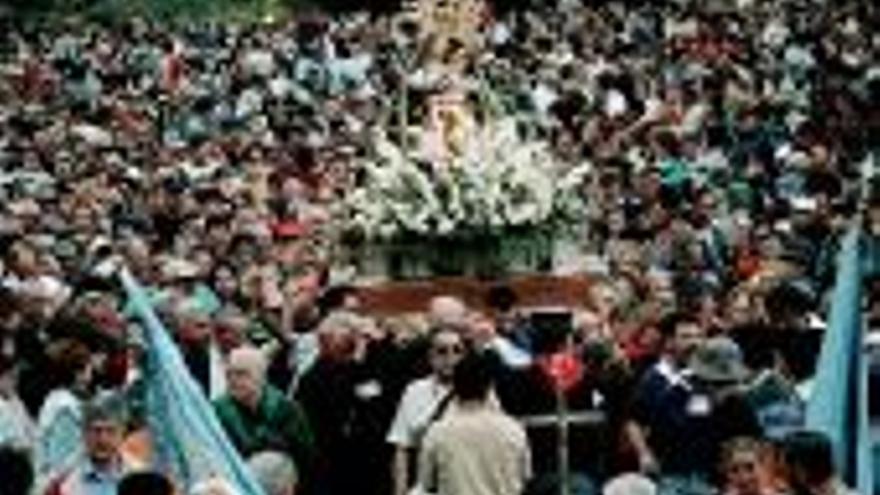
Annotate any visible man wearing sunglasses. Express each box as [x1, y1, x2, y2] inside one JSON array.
[[388, 326, 465, 495]]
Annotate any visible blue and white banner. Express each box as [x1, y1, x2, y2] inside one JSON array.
[[120, 269, 266, 495], [806, 226, 872, 493]]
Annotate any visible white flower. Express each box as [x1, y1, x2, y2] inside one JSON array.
[[342, 116, 593, 241]]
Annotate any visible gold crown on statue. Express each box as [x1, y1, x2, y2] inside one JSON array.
[[407, 0, 484, 49]]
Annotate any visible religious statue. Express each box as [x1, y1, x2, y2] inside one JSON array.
[[405, 0, 486, 164]]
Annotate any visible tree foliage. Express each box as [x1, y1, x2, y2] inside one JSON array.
[[1, 0, 286, 23]]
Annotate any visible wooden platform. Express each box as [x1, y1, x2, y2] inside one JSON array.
[[355, 274, 594, 315]]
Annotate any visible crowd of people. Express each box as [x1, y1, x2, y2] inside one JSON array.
[[1, 0, 879, 494]]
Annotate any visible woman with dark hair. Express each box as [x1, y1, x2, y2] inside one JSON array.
[[209, 261, 244, 308]]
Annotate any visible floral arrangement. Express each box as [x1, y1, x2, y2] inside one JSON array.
[[341, 118, 592, 242]]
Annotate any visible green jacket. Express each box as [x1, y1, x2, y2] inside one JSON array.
[[214, 385, 316, 473]]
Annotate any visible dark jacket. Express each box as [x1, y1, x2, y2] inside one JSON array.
[[295, 343, 402, 495]]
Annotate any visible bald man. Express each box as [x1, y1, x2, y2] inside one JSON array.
[[213, 347, 315, 490], [428, 295, 468, 331]]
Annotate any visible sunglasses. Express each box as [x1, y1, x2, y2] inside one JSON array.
[[432, 345, 464, 356]]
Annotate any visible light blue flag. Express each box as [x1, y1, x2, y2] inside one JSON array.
[[806, 225, 873, 493], [120, 269, 266, 495], [34, 399, 82, 489]]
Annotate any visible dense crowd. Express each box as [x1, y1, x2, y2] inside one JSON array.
[[1, 0, 879, 494]]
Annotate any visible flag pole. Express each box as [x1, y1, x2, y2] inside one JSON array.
[[556, 385, 570, 495], [557, 334, 575, 495]]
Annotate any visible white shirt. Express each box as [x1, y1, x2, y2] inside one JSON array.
[[489, 337, 532, 369], [208, 341, 228, 401], [387, 377, 450, 449], [0, 392, 35, 449], [294, 332, 320, 378]]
